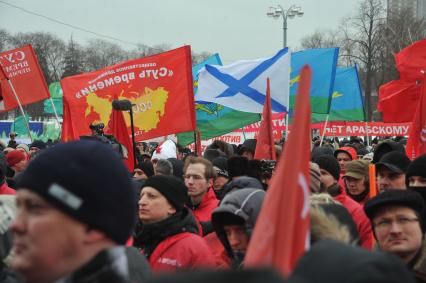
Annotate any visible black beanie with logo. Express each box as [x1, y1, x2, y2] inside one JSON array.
[[16, 140, 137, 245]]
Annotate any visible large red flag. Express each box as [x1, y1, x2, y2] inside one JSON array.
[[105, 100, 135, 171], [378, 80, 420, 122], [0, 44, 50, 111], [245, 66, 311, 277], [254, 78, 276, 160], [406, 76, 426, 159], [61, 46, 196, 141], [395, 39, 426, 81]]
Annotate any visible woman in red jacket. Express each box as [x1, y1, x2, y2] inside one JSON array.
[[133, 175, 215, 271]]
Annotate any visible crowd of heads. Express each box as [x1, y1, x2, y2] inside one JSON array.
[[1, 133, 426, 283]]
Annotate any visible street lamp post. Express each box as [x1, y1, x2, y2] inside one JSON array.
[[267, 5, 304, 48]]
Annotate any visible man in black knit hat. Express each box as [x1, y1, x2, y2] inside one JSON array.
[[10, 140, 142, 283], [406, 154, 426, 188]]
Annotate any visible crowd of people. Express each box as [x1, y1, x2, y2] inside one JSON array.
[[0, 134, 425, 283]]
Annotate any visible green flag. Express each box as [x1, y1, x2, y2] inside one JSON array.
[[44, 122, 61, 140], [12, 115, 30, 137], [44, 82, 63, 115], [177, 104, 260, 146]]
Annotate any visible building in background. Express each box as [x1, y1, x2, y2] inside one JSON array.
[[388, 0, 426, 20]]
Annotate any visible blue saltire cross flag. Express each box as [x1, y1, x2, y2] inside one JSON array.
[[196, 48, 290, 113], [177, 54, 261, 146]]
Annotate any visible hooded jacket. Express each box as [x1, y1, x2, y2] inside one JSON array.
[[212, 188, 265, 267], [219, 176, 264, 200], [310, 204, 360, 246], [133, 208, 215, 271]]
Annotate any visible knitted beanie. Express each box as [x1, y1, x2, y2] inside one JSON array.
[[312, 155, 341, 181], [16, 140, 137, 244], [136, 161, 154, 178], [309, 162, 321, 193], [6, 150, 26, 167], [142, 175, 189, 212], [406, 154, 426, 183], [29, 140, 46, 150]]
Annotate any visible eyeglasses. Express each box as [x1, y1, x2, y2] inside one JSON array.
[[183, 174, 205, 180], [373, 216, 419, 232]]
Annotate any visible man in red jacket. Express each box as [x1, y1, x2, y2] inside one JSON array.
[[313, 155, 373, 250], [183, 157, 218, 226]]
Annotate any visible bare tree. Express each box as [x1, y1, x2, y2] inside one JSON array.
[[341, 0, 386, 121], [300, 29, 340, 49], [84, 39, 127, 71]]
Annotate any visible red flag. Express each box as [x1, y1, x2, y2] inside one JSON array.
[[61, 46, 196, 142], [105, 100, 135, 171], [395, 39, 426, 81], [196, 130, 202, 156], [245, 66, 312, 277], [61, 96, 75, 142], [254, 78, 276, 160], [406, 76, 426, 159], [378, 80, 420, 122], [0, 45, 50, 111], [0, 64, 9, 80]]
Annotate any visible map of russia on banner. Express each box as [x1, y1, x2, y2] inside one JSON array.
[[312, 66, 365, 122], [60, 46, 196, 141], [289, 48, 339, 114], [177, 54, 260, 146]]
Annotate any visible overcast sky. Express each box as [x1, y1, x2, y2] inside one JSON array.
[[0, 0, 360, 64]]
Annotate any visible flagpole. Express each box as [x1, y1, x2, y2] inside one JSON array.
[[365, 120, 370, 147], [319, 114, 329, 146], [193, 130, 198, 154], [284, 114, 289, 139], [6, 80, 33, 142], [49, 97, 61, 126], [241, 127, 247, 141]]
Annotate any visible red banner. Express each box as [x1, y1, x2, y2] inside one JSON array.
[[0, 44, 50, 111], [236, 116, 410, 137], [61, 46, 196, 141], [316, 121, 411, 136]]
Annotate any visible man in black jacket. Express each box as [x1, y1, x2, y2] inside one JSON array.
[[10, 140, 148, 283]]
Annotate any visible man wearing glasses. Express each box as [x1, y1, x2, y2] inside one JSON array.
[[183, 156, 218, 234], [364, 190, 426, 281]]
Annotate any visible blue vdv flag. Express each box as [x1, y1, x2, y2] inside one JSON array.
[[196, 48, 291, 113], [312, 66, 365, 122], [193, 54, 222, 94], [290, 48, 339, 114]]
